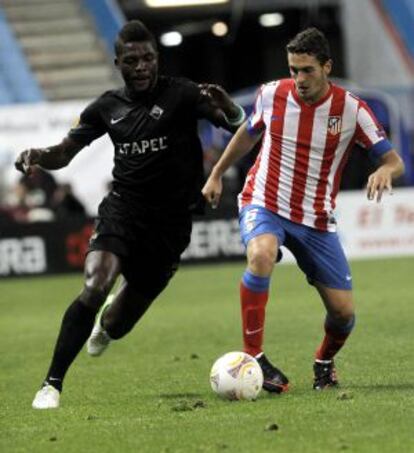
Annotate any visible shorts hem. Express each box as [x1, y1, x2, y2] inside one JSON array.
[[307, 278, 353, 291]]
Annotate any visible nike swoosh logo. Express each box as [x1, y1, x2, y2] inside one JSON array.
[[245, 327, 263, 335], [110, 116, 127, 125]]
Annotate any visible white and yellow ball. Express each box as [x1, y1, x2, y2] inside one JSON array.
[[210, 351, 263, 401]]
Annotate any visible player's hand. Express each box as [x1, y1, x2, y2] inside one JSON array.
[[366, 167, 393, 202], [202, 174, 223, 209], [15, 148, 44, 175], [199, 83, 233, 110]]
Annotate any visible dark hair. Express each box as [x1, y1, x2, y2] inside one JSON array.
[[114, 20, 157, 56], [286, 27, 331, 64]]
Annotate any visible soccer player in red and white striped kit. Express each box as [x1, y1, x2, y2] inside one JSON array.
[[202, 28, 405, 391]]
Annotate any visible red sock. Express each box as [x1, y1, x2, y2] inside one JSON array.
[[240, 281, 268, 357], [315, 324, 352, 361]]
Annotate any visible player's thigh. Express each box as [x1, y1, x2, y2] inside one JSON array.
[[286, 227, 352, 291], [122, 257, 179, 300], [239, 205, 285, 273], [123, 225, 188, 301], [239, 205, 285, 247]]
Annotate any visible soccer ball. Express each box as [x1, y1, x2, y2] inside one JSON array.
[[210, 351, 263, 401]]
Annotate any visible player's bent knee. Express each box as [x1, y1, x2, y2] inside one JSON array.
[[329, 308, 355, 325], [80, 283, 112, 310], [247, 249, 276, 275]]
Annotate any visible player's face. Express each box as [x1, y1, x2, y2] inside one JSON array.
[[116, 41, 158, 94], [288, 53, 332, 104]]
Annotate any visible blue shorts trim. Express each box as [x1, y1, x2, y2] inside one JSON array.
[[239, 205, 352, 290]]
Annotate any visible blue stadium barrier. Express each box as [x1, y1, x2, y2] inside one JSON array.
[[82, 0, 125, 56], [0, 75, 13, 104], [0, 9, 44, 104]]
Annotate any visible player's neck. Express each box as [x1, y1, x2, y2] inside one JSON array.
[[125, 77, 158, 101], [298, 81, 331, 106]]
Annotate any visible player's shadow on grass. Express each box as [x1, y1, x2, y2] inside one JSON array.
[[159, 393, 203, 399]]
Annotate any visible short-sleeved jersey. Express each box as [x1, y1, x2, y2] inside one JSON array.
[[239, 79, 393, 232], [68, 76, 222, 216]]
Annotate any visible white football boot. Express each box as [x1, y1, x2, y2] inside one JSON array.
[[32, 384, 60, 409], [87, 295, 114, 357]]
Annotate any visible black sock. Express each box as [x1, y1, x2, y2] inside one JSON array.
[[44, 298, 97, 391]]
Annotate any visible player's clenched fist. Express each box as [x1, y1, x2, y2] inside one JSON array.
[[15, 148, 44, 175]]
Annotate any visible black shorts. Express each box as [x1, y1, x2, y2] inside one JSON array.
[[88, 192, 192, 299]]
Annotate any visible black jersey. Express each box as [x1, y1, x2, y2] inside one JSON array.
[[68, 76, 224, 214]]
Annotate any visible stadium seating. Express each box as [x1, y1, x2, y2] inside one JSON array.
[[0, 0, 119, 101]]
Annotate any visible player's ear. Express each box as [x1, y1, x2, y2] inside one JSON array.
[[324, 59, 332, 76]]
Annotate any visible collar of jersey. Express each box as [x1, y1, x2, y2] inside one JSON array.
[[291, 81, 333, 109]]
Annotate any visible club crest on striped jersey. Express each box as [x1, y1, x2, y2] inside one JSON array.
[[327, 116, 342, 136]]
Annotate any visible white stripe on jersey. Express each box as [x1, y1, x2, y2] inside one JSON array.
[[357, 104, 383, 147], [249, 86, 265, 128]]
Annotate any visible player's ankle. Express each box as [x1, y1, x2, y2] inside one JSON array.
[[44, 377, 63, 393]]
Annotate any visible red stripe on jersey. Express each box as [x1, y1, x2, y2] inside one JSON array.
[[314, 89, 346, 230], [264, 81, 290, 211], [289, 107, 315, 223]]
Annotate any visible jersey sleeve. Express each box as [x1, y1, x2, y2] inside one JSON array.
[[68, 98, 106, 145], [246, 85, 265, 136], [355, 100, 393, 158]]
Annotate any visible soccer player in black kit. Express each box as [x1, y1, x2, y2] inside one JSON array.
[[15, 20, 246, 409]]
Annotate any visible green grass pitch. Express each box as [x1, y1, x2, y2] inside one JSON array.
[[1, 257, 413, 452]]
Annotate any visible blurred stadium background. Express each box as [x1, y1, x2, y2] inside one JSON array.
[[0, 0, 413, 277]]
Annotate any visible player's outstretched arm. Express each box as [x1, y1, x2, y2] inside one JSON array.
[[15, 137, 84, 175], [366, 149, 405, 202], [202, 123, 262, 208]]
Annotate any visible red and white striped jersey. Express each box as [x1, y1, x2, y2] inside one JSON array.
[[239, 79, 393, 231]]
